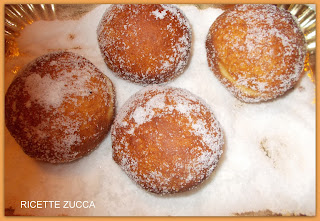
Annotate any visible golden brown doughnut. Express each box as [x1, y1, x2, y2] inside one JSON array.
[[206, 4, 306, 102], [97, 4, 192, 84], [111, 86, 224, 194], [5, 51, 115, 163]]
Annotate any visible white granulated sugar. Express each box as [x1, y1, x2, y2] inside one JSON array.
[[24, 73, 66, 109], [24, 69, 91, 110], [132, 106, 153, 125], [152, 9, 167, 19], [5, 4, 315, 216]]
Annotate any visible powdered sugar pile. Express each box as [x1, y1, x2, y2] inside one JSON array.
[[4, 4, 315, 216]]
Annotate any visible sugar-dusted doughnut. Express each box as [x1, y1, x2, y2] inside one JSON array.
[[5, 51, 115, 163], [111, 86, 224, 194], [97, 4, 192, 84], [206, 4, 306, 102]]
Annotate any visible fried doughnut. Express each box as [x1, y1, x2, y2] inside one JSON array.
[[97, 4, 192, 84], [5, 51, 115, 163], [206, 4, 306, 102], [111, 86, 224, 194]]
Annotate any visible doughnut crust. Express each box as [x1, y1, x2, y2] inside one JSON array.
[[5, 51, 115, 163], [97, 4, 192, 84], [206, 4, 306, 102], [111, 86, 224, 194]]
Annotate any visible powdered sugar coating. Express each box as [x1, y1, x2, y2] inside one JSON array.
[[5, 51, 115, 163], [97, 4, 192, 84], [111, 86, 224, 194], [206, 4, 306, 102]]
